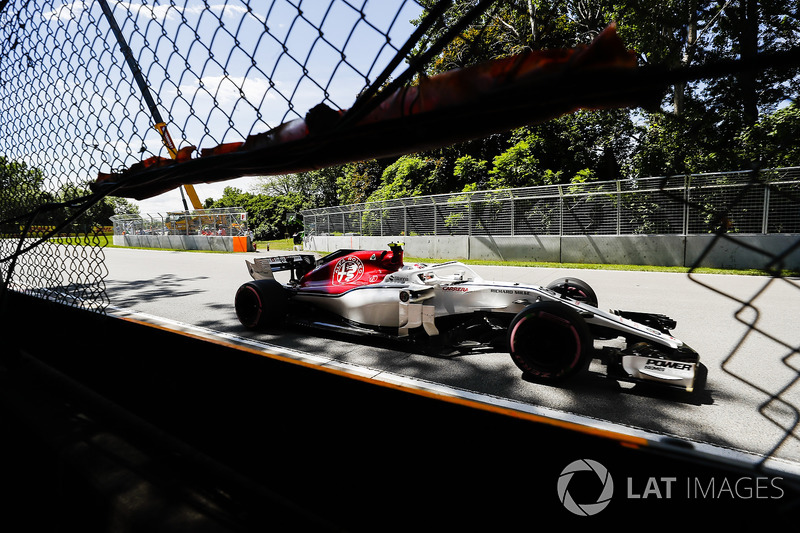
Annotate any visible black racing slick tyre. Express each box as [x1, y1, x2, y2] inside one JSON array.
[[507, 301, 592, 382], [546, 277, 598, 308], [235, 279, 288, 329]]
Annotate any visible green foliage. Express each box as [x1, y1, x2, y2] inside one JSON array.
[[7, 2, 798, 246], [255, 168, 339, 207], [108, 197, 140, 216], [487, 136, 540, 188], [207, 186, 308, 240], [453, 155, 489, 189], [0, 156, 49, 221], [364, 156, 445, 203], [0, 156, 140, 233], [737, 102, 800, 168], [413, 0, 798, 188], [335, 160, 388, 205]]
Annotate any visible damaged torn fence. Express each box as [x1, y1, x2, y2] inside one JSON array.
[[92, 25, 657, 201]]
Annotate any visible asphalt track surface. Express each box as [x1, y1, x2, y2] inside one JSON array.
[[100, 246, 800, 475]]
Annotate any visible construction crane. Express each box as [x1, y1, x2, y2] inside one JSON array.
[[182, 184, 203, 210], [154, 122, 203, 210], [100, 0, 203, 211]]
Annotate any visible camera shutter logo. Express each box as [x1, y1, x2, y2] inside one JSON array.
[[557, 459, 614, 516]]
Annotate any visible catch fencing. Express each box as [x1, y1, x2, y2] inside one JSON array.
[[0, 0, 798, 482], [302, 167, 800, 238], [110, 207, 249, 237]]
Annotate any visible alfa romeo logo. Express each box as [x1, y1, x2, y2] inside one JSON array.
[[332, 256, 364, 285], [557, 459, 614, 516]]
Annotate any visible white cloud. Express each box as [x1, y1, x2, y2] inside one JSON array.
[[41, 1, 88, 21], [42, 1, 248, 26], [133, 175, 262, 214]]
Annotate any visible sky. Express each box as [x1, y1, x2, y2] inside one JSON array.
[[23, 1, 423, 215], [135, 176, 262, 214], [111, 0, 425, 215]]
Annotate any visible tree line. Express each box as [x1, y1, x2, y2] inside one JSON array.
[[0, 157, 138, 235], [207, 1, 799, 239], [5, 1, 799, 241]]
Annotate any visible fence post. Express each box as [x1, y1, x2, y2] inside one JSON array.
[[762, 183, 771, 234], [682, 175, 690, 235], [468, 195, 472, 236], [433, 198, 438, 236], [616, 180, 622, 235], [510, 196, 515, 236]]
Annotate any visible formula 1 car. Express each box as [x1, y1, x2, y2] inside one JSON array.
[[235, 243, 700, 391]]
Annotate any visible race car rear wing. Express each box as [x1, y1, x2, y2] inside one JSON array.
[[246, 254, 316, 282]]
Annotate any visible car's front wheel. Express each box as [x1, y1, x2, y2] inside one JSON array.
[[546, 277, 598, 308], [235, 279, 288, 329], [507, 301, 591, 381]]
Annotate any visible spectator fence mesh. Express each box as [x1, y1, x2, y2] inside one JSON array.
[[0, 0, 798, 471]]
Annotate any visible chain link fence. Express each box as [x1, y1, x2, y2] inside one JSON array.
[[302, 167, 800, 238], [0, 0, 428, 309], [0, 0, 798, 477], [110, 207, 249, 237]]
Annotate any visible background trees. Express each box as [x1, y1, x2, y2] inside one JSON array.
[[0, 157, 48, 221], [8, 2, 797, 238], [205, 186, 308, 240], [262, 0, 798, 211], [1, 157, 139, 233]]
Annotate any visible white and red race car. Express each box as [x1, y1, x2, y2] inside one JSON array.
[[235, 243, 700, 391]]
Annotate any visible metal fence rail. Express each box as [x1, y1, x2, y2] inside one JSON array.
[[110, 207, 249, 237], [0, 0, 427, 310], [302, 167, 800, 237], [0, 0, 798, 482]]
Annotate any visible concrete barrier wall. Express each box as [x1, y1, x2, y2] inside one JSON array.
[[685, 234, 800, 271], [559, 235, 687, 266], [115, 234, 253, 252], [305, 233, 800, 270]]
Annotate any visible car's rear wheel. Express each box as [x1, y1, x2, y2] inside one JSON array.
[[546, 277, 598, 308], [235, 279, 288, 329], [507, 301, 591, 381]]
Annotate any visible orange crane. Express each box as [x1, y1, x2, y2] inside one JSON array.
[[154, 122, 202, 210], [100, 0, 203, 211]]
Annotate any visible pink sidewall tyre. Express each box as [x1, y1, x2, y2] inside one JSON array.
[[507, 301, 591, 381], [235, 280, 288, 329]]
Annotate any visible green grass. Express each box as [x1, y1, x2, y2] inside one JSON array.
[[47, 234, 227, 253], [403, 257, 796, 277], [266, 240, 795, 277], [257, 238, 293, 250], [52, 235, 112, 246], [49, 235, 795, 277]]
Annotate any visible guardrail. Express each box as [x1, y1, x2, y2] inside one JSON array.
[[110, 208, 249, 238]]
